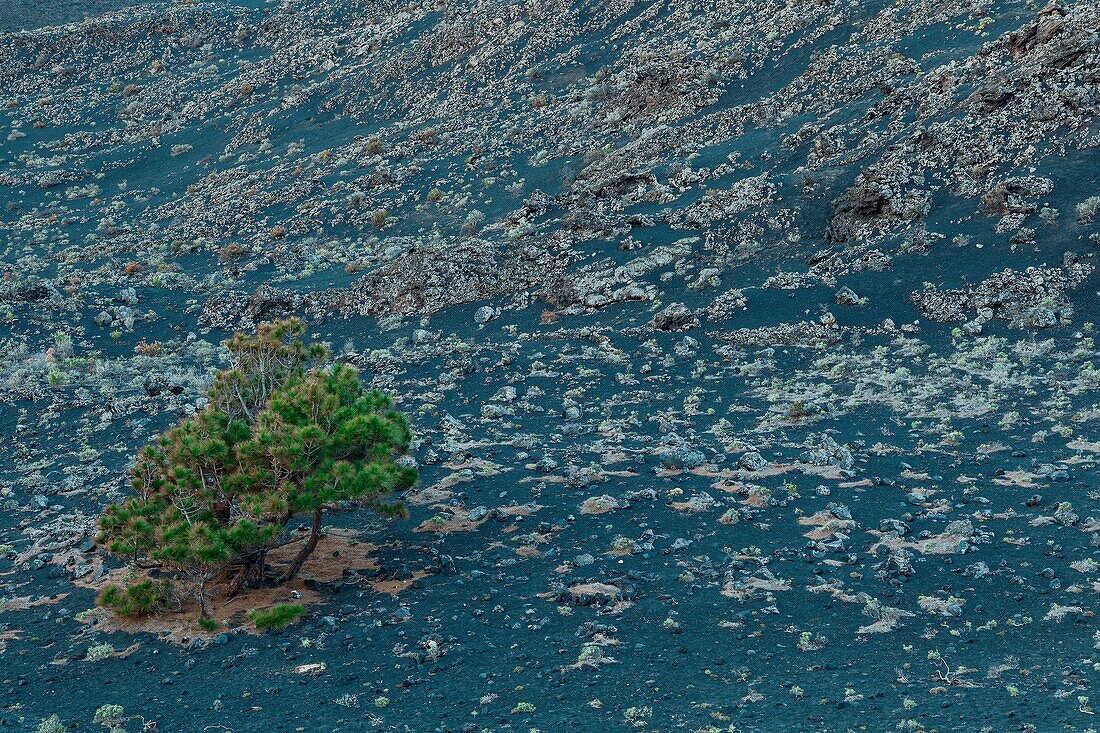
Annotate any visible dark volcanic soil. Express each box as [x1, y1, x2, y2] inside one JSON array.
[[0, 1, 146, 32], [1, 0, 1099, 731]]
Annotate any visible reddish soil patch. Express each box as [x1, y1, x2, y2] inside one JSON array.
[[579, 495, 619, 514], [74, 529, 417, 644], [415, 512, 486, 533], [798, 510, 856, 540], [721, 575, 791, 600]]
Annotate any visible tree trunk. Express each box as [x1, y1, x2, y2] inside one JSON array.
[[226, 565, 247, 599], [197, 573, 209, 619], [251, 548, 267, 582], [279, 508, 323, 583], [226, 549, 265, 599]]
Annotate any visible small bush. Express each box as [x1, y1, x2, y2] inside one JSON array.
[[217, 242, 244, 263], [93, 704, 124, 727], [198, 617, 220, 632], [85, 643, 116, 661], [97, 580, 170, 618], [133, 339, 162, 356], [1077, 196, 1100, 225], [787, 399, 807, 420], [36, 715, 64, 733], [248, 604, 305, 631]]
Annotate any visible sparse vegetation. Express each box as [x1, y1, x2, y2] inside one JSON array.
[[1076, 196, 1100, 224], [36, 715, 64, 733], [248, 603, 305, 631], [364, 135, 383, 155], [97, 580, 171, 618], [216, 242, 245, 263], [85, 643, 116, 661], [93, 704, 124, 728], [5, 2, 1100, 731], [623, 706, 651, 727]]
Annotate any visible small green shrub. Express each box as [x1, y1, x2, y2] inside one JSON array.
[[85, 643, 116, 661], [97, 580, 170, 618], [197, 617, 220, 632], [93, 704, 124, 727], [248, 604, 305, 631]]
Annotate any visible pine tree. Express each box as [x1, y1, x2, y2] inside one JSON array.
[[97, 319, 417, 617], [238, 363, 416, 582]]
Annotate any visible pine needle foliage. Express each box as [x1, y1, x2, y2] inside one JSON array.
[[97, 319, 417, 616], [97, 579, 172, 618]]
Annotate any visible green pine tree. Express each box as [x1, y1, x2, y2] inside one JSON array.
[[97, 319, 417, 617]]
